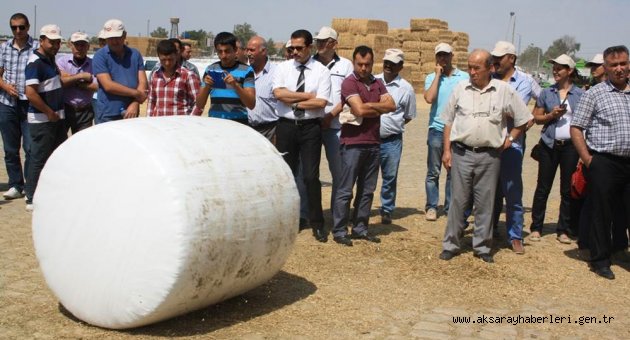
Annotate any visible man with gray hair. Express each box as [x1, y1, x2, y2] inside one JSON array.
[[439, 49, 532, 263], [246, 36, 278, 142]]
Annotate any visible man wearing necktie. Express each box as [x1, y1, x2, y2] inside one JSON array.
[[273, 29, 332, 242]]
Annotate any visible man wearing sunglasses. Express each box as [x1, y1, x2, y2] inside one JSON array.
[[0, 13, 39, 200]]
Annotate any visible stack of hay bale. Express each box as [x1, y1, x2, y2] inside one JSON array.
[[331, 18, 469, 93], [126, 36, 161, 57]]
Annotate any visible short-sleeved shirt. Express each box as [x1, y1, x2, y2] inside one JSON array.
[[92, 45, 145, 116], [424, 68, 469, 132], [0, 36, 39, 105], [247, 59, 278, 125], [147, 66, 200, 116], [340, 72, 388, 145], [572, 80, 630, 157], [440, 79, 532, 148], [56, 53, 97, 107], [24, 51, 64, 123], [273, 57, 331, 120], [536, 83, 584, 148], [201, 61, 254, 120], [314, 53, 353, 129], [375, 73, 416, 138]]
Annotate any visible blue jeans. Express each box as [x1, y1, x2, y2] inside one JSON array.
[[494, 143, 525, 241], [0, 101, 31, 191], [322, 128, 341, 212], [425, 128, 451, 212], [379, 134, 402, 214]]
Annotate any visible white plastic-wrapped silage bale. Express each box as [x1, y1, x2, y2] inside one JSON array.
[[32, 116, 299, 329]]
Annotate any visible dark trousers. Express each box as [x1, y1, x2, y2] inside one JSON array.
[[25, 121, 67, 202], [332, 144, 380, 237], [275, 118, 324, 227], [530, 140, 580, 235], [0, 101, 31, 191], [587, 152, 630, 269], [64, 103, 94, 134], [578, 189, 629, 251]]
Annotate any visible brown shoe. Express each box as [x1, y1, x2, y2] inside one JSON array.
[[511, 239, 525, 254]]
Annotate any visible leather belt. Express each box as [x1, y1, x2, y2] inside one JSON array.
[[454, 142, 495, 153], [279, 117, 320, 126], [554, 139, 571, 146]]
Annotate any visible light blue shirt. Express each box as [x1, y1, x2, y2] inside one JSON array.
[[425, 68, 469, 132], [375, 73, 416, 138], [247, 59, 278, 125]]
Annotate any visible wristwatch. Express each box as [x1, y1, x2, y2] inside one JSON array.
[[291, 103, 299, 111], [508, 135, 514, 142]]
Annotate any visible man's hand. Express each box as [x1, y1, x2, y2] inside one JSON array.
[[321, 113, 334, 129], [2, 82, 19, 97], [134, 89, 147, 104], [434, 64, 443, 75], [584, 155, 594, 168], [224, 72, 237, 87], [202, 74, 214, 89], [442, 149, 452, 170], [46, 112, 60, 122], [500, 137, 513, 152], [123, 102, 140, 119]]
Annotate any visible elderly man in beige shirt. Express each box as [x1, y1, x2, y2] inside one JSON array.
[[439, 49, 532, 263]]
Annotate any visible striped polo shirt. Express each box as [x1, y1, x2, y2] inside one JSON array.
[[202, 61, 255, 120], [24, 51, 64, 123]]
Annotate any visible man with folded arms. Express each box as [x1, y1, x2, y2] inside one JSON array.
[[331, 45, 395, 247], [57, 32, 98, 133], [439, 49, 531, 263]]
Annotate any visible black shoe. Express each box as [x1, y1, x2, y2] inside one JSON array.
[[591, 266, 615, 280], [351, 232, 381, 243], [333, 235, 353, 246], [298, 218, 309, 231], [381, 212, 392, 225], [439, 250, 456, 261], [312, 228, 328, 243], [475, 253, 494, 263]]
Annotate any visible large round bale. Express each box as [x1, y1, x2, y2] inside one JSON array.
[[32, 117, 299, 329]]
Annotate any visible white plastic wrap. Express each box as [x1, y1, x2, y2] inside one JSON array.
[[32, 116, 299, 329]]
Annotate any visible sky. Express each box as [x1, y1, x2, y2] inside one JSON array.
[[2, 0, 627, 59]]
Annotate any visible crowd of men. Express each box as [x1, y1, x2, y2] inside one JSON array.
[[1, 13, 629, 279]]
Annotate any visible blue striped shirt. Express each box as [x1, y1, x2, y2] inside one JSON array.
[[0, 36, 39, 105], [24, 51, 64, 123], [202, 61, 255, 120]]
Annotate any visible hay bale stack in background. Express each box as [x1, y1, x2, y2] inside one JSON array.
[[331, 17, 470, 93]]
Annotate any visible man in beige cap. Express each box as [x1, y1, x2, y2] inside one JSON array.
[[23, 24, 66, 211], [57, 32, 98, 134], [375, 48, 416, 224], [585, 53, 606, 87], [313, 26, 353, 219], [92, 19, 147, 124], [423, 42, 469, 222]]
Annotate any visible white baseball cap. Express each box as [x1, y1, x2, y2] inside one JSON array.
[[434, 42, 453, 54], [70, 32, 89, 43], [548, 54, 576, 69], [285, 39, 292, 48], [585, 53, 604, 66], [40, 24, 63, 40], [314, 26, 338, 41], [101, 19, 125, 39], [383, 48, 404, 63], [491, 41, 516, 57]]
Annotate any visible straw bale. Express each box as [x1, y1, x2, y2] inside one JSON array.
[[372, 63, 383, 75], [337, 33, 356, 49], [402, 41, 422, 51], [412, 80, 425, 93], [353, 34, 395, 51], [336, 48, 354, 60], [410, 18, 448, 31], [403, 51, 421, 63], [420, 42, 437, 50], [420, 32, 439, 42], [333, 18, 388, 35]]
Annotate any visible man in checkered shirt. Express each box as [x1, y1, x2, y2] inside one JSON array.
[[146, 40, 200, 116], [571, 45, 630, 280]]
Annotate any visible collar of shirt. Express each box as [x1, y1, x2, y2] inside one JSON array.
[[350, 71, 377, 85], [33, 50, 55, 67], [293, 57, 316, 71], [156, 66, 182, 80], [376, 73, 401, 87], [68, 57, 90, 68], [313, 53, 340, 69], [548, 82, 580, 95], [604, 79, 630, 93], [441, 68, 465, 79], [106, 45, 131, 60], [8, 35, 35, 51], [465, 78, 497, 93]]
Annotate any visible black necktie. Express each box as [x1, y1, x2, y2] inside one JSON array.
[[295, 65, 306, 118]]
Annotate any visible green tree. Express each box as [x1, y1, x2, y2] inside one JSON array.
[[266, 38, 278, 57], [182, 29, 214, 54], [543, 35, 581, 60], [150, 26, 168, 38], [232, 22, 257, 46], [518, 45, 544, 73]]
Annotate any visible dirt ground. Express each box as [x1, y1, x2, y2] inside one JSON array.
[[1, 98, 629, 339]]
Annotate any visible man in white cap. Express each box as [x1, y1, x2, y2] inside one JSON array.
[[375, 48, 416, 224], [423, 42, 469, 222], [0, 13, 39, 200], [490, 40, 540, 254], [585, 53, 606, 87], [23, 24, 66, 211], [57, 32, 98, 134], [313, 26, 353, 218], [92, 19, 147, 124]]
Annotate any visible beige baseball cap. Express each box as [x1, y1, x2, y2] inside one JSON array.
[[40, 24, 63, 40], [383, 48, 404, 63], [585, 53, 604, 66], [548, 54, 576, 69], [491, 41, 516, 57], [101, 19, 125, 39], [314, 26, 338, 41], [434, 42, 453, 54], [70, 32, 89, 43]]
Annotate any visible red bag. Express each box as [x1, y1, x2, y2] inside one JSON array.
[[571, 162, 587, 199]]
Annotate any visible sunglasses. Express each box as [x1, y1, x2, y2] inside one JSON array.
[[11, 25, 27, 31], [287, 46, 307, 53]]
